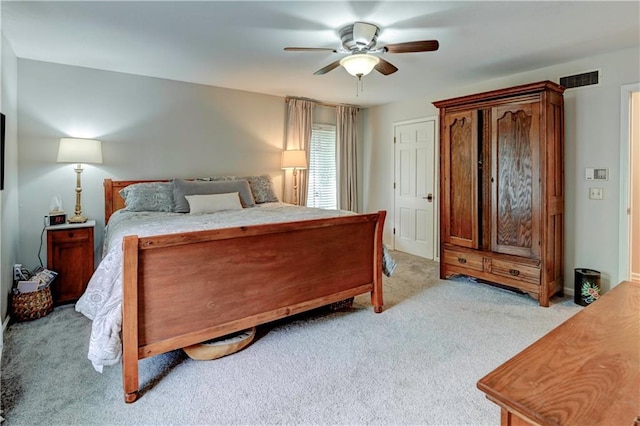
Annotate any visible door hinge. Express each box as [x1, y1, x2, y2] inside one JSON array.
[[393, 228, 396, 235], [393, 182, 396, 189], [393, 137, 396, 144]]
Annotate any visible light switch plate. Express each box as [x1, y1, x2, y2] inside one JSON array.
[[589, 188, 603, 200]]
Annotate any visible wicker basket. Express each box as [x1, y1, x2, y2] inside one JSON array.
[[11, 287, 53, 322]]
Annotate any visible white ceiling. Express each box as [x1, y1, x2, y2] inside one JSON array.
[[3, 1, 639, 107]]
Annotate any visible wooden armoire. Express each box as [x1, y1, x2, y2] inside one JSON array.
[[433, 81, 565, 307]]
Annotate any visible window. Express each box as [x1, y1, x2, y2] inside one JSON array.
[[307, 124, 337, 209]]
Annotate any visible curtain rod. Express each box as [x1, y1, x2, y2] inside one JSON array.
[[285, 96, 360, 110]]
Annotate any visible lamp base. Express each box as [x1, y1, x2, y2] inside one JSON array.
[[67, 214, 88, 224]]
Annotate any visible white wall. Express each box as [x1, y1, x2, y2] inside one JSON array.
[[363, 46, 640, 295], [17, 60, 288, 269], [1, 35, 19, 321]]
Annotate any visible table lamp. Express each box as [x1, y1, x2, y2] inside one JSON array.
[[57, 138, 102, 223], [281, 150, 307, 206]]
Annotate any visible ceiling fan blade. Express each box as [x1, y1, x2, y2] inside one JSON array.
[[384, 40, 439, 53], [353, 22, 378, 47], [314, 60, 341, 75], [374, 58, 398, 76], [284, 47, 337, 53]]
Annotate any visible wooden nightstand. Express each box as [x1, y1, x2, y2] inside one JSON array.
[[46, 220, 95, 305]]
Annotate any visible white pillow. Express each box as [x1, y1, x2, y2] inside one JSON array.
[[185, 192, 243, 214]]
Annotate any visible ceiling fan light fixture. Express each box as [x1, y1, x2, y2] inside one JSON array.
[[339, 54, 380, 77]]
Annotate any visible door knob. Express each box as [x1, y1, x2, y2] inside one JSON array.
[[422, 193, 433, 202]]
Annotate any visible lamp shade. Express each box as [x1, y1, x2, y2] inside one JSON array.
[[281, 150, 307, 169], [340, 53, 380, 77], [57, 138, 103, 164]]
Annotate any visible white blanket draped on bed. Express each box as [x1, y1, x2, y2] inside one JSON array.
[[76, 203, 395, 372]]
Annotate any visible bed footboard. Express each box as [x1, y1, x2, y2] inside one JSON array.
[[122, 211, 386, 403]]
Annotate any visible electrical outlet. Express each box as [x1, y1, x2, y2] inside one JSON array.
[[13, 264, 24, 281], [589, 188, 603, 200]]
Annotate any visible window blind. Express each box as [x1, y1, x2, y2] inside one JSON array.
[[308, 124, 337, 209]]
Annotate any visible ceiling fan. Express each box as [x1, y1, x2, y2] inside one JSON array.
[[284, 22, 439, 78]]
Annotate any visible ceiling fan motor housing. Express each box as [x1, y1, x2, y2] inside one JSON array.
[[339, 22, 380, 52]]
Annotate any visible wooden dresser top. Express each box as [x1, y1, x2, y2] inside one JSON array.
[[477, 280, 640, 426]]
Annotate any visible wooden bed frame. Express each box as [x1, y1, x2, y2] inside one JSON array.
[[103, 179, 387, 403]]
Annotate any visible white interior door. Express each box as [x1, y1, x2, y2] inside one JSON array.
[[393, 118, 437, 259], [619, 83, 640, 283]]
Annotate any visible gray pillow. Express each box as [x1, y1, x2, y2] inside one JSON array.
[[119, 182, 174, 212], [172, 178, 256, 213], [243, 175, 279, 203], [196, 176, 236, 182], [206, 175, 279, 203]]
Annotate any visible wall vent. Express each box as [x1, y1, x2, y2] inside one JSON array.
[[559, 70, 600, 90]]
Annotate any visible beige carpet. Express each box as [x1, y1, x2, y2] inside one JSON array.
[[1, 251, 581, 425]]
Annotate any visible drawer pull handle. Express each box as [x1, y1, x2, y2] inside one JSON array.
[[509, 269, 520, 276], [457, 258, 467, 264], [68, 232, 74, 238]]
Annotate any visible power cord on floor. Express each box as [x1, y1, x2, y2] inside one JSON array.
[[37, 216, 46, 268]]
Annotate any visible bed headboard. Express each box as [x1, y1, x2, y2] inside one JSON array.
[[104, 178, 170, 224]]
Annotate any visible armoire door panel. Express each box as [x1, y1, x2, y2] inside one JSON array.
[[491, 103, 541, 259], [444, 110, 478, 248]]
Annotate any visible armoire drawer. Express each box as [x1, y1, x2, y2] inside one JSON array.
[[490, 259, 540, 285], [443, 249, 484, 272]]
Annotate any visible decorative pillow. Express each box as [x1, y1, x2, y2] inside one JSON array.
[[195, 176, 236, 182], [243, 175, 279, 203], [119, 182, 174, 212], [209, 176, 238, 181], [172, 178, 256, 213], [185, 193, 243, 214], [203, 175, 279, 203]]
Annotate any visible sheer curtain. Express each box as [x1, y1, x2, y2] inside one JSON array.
[[336, 105, 358, 212], [284, 98, 314, 206]]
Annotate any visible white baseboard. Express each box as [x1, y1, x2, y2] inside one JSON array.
[[2, 316, 8, 332], [631, 272, 640, 282]]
